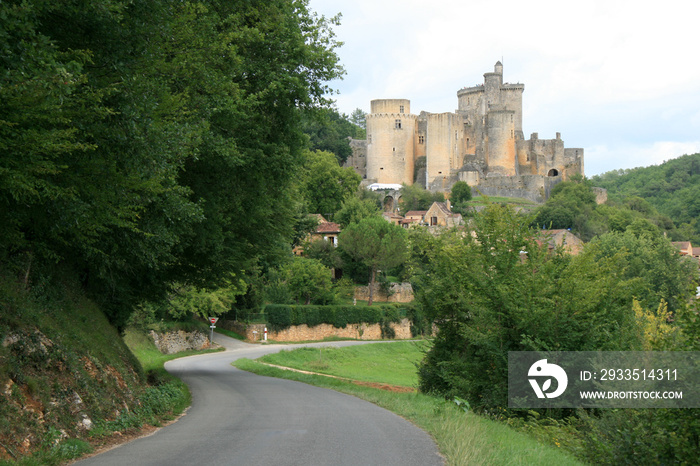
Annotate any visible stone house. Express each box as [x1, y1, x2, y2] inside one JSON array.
[[293, 214, 341, 255], [400, 210, 427, 228], [424, 202, 463, 228], [672, 241, 693, 257]]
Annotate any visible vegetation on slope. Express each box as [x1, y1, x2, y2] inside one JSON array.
[[591, 152, 700, 242]]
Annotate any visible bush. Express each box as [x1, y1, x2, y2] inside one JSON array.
[[263, 303, 409, 333]]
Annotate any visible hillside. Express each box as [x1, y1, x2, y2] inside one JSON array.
[[591, 153, 700, 241], [0, 272, 155, 463]]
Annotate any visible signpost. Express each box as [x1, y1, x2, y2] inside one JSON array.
[[208, 317, 219, 345]]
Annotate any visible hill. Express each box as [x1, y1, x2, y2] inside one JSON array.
[[591, 153, 700, 242], [0, 271, 183, 464]]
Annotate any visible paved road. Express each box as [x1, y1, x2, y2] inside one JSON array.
[[76, 334, 444, 465]]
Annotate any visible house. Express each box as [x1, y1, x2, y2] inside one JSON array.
[[293, 214, 341, 255], [538, 229, 584, 255], [382, 211, 404, 226], [424, 202, 463, 228], [400, 210, 427, 228], [672, 241, 694, 256]]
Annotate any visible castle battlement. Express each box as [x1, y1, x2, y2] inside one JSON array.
[[350, 62, 584, 201]]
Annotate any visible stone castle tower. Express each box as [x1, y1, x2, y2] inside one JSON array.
[[346, 62, 584, 202]]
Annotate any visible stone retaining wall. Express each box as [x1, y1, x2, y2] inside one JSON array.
[[227, 318, 414, 343], [149, 330, 211, 354], [353, 283, 414, 303]]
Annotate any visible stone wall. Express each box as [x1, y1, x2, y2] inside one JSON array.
[[150, 330, 210, 354], [353, 282, 414, 303], [236, 318, 414, 343]]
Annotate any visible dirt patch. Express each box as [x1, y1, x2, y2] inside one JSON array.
[[259, 362, 416, 393]]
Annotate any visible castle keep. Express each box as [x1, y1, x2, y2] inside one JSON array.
[[346, 62, 584, 202]]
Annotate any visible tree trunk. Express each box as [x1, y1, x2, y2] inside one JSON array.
[[368, 267, 376, 306]]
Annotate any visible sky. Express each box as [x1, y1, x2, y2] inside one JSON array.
[[307, 0, 700, 176]]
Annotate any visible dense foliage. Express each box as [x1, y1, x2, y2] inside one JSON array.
[[414, 203, 697, 410], [338, 216, 409, 304], [533, 177, 678, 242], [302, 108, 366, 164], [399, 184, 445, 212], [0, 0, 343, 327], [591, 152, 700, 242], [264, 303, 405, 332]]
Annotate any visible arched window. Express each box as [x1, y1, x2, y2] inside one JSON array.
[[548, 169, 559, 177]]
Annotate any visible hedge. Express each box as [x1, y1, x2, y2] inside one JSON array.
[[264, 303, 413, 332]]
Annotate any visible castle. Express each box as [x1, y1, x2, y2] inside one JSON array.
[[345, 62, 584, 202]]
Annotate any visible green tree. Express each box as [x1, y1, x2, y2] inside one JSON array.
[[588, 230, 697, 314], [449, 181, 472, 216], [0, 0, 344, 328], [349, 108, 367, 134], [303, 108, 365, 163], [339, 217, 408, 305], [299, 150, 362, 218], [416, 203, 645, 412], [280, 257, 334, 305], [334, 196, 382, 228], [399, 184, 444, 212]]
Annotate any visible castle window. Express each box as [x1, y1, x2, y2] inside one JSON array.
[[393, 147, 396, 152], [526, 153, 530, 162], [395, 119, 402, 129], [419, 135, 425, 144], [368, 134, 372, 144], [399, 105, 404, 113]]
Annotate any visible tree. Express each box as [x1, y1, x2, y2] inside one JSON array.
[[415, 203, 646, 412], [588, 230, 697, 314], [334, 196, 382, 228], [450, 181, 472, 203], [280, 257, 335, 305], [0, 0, 344, 328], [449, 181, 472, 216], [399, 184, 444, 212], [302, 108, 365, 163], [299, 150, 362, 218], [339, 217, 408, 305], [349, 108, 367, 134]]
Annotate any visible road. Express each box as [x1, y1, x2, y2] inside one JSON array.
[[76, 334, 444, 465]]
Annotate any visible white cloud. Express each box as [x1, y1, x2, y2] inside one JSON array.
[[309, 0, 700, 175]]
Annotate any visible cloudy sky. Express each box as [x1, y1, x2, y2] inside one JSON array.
[[308, 0, 700, 176]]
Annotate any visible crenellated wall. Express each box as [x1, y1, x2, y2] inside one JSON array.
[[353, 62, 583, 201]]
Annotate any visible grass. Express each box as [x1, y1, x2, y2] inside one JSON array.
[[258, 341, 428, 387], [469, 195, 538, 206], [123, 327, 223, 374], [234, 344, 584, 466]]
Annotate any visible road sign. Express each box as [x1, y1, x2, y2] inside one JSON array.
[[209, 317, 219, 325]]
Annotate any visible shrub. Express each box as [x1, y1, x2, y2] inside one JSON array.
[[263, 303, 409, 333]]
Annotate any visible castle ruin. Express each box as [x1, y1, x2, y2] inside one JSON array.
[[345, 62, 584, 203]]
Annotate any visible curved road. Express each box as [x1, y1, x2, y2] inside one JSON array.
[[77, 334, 444, 465]]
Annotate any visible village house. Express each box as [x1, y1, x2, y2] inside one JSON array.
[[424, 202, 463, 228], [293, 214, 341, 255]]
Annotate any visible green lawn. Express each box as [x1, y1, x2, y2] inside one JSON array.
[[235, 343, 584, 466], [258, 341, 428, 387]]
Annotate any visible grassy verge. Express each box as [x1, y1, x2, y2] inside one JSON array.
[[258, 341, 428, 387], [234, 346, 583, 466]]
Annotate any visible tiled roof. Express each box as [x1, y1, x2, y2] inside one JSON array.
[[316, 222, 341, 234]]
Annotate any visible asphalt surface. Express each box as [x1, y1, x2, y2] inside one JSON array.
[[76, 334, 444, 465]]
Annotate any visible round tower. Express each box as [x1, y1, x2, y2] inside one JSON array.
[[366, 99, 416, 185], [485, 109, 516, 176]]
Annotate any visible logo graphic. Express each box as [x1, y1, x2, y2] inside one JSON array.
[[528, 359, 568, 399]]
